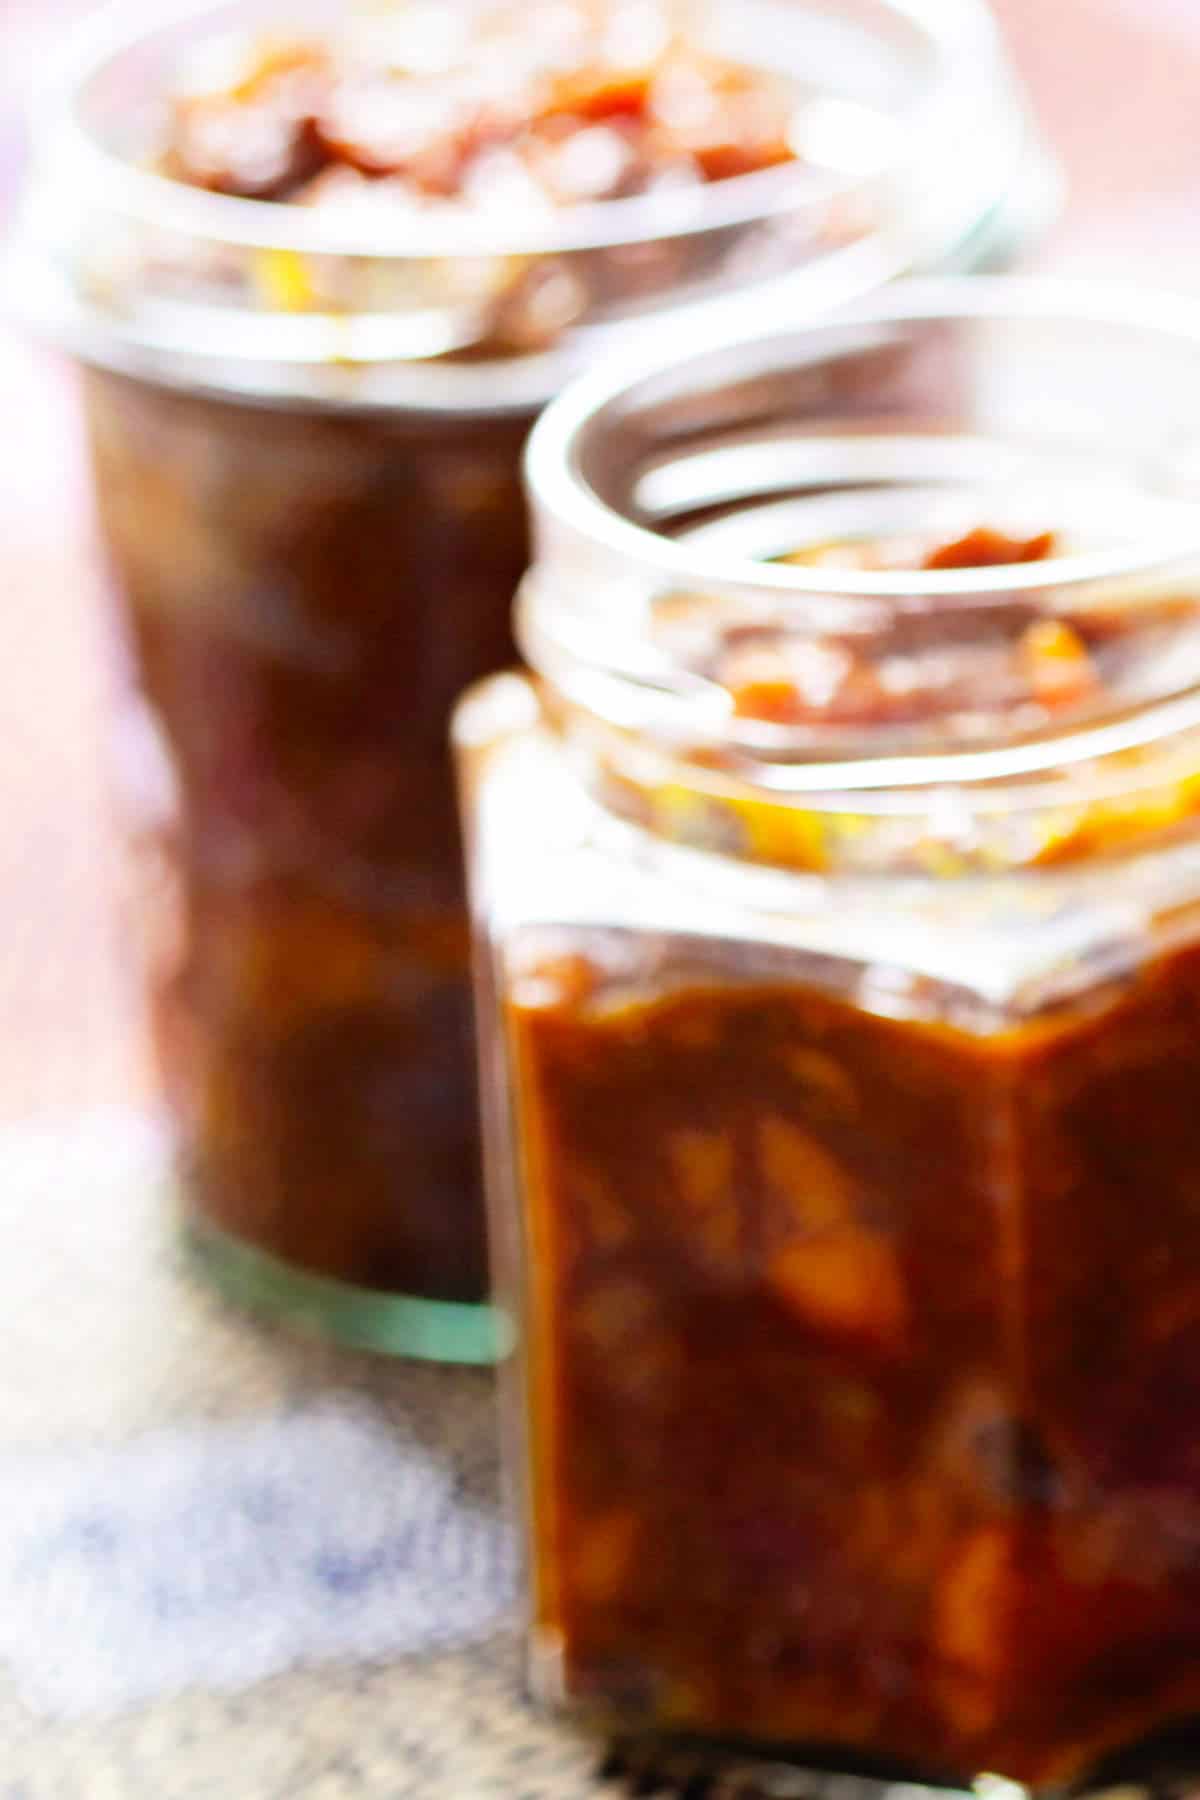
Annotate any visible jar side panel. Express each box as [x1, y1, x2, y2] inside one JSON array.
[[500, 927, 1200, 1782], [1005, 946, 1200, 1776], [498, 924, 1018, 1780]]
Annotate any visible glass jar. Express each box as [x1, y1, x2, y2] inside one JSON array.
[[458, 281, 1200, 1784], [8, 0, 1051, 1362]]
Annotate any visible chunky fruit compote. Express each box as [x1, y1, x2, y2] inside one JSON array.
[[93, 380, 530, 1303], [580, 525, 1200, 875], [160, 5, 800, 209], [676, 527, 1198, 739], [95, 3, 805, 1313], [497, 528, 1200, 1782], [510, 936, 1200, 1786]]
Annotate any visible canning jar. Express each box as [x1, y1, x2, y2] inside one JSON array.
[[9, 0, 1050, 1362], [458, 282, 1200, 1784]]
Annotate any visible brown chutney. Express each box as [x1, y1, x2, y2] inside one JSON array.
[[81, 0, 821, 1342]]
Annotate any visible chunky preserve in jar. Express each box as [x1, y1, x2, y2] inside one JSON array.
[[459, 288, 1200, 1781], [13, 0, 1048, 1355], [156, 9, 801, 211], [86, 0, 819, 1355], [89, 382, 530, 1323], [95, 10, 811, 1324]]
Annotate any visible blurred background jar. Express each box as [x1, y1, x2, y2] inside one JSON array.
[[9, 0, 1054, 1361], [458, 280, 1200, 1779]]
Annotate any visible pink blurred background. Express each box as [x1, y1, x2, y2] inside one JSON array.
[[0, 0, 1198, 1130]]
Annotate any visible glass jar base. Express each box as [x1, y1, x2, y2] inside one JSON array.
[[183, 1213, 502, 1364], [596, 1736, 1021, 1800], [596, 1724, 1200, 1800]]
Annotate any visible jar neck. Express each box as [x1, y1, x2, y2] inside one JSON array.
[[536, 671, 1200, 878], [518, 281, 1200, 877]]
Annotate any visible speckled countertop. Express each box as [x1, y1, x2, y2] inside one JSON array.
[[0, 1111, 609, 1800]]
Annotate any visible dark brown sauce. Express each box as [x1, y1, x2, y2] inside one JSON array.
[[91, 373, 532, 1302], [509, 937, 1200, 1783]]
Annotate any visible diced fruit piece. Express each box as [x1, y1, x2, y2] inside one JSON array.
[[166, 39, 329, 197], [523, 119, 642, 201], [1021, 618, 1098, 709], [572, 1277, 683, 1403], [779, 1047, 860, 1120], [571, 1509, 640, 1601], [930, 1526, 1012, 1735], [757, 1115, 857, 1234], [511, 953, 598, 1012], [316, 77, 482, 186], [923, 527, 1057, 570], [767, 1233, 907, 1348], [648, 53, 795, 179], [253, 247, 317, 312], [666, 1127, 738, 1265], [572, 1167, 634, 1252], [544, 66, 653, 122], [722, 638, 866, 724]]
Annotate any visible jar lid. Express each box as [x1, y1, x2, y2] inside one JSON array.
[[6, 0, 1053, 413]]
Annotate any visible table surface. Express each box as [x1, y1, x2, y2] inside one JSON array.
[[2, 4, 1200, 1795]]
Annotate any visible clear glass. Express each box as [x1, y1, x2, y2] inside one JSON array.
[[458, 281, 1200, 1782], [8, 0, 1051, 1362]]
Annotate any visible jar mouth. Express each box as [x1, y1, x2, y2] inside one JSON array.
[[8, 0, 1047, 401], [525, 279, 1200, 604], [519, 278, 1200, 868], [41, 0, 995, 260], [44, 0, 862, 263]]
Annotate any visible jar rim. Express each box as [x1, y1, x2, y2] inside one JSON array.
[[525, 277, 1200, 600], [39, 0, 984, 261], [519, 277, 1200, 871], [6, 0, 1049, 403]]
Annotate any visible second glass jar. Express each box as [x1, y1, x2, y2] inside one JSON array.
[[14, 0, 1047, 1358]]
